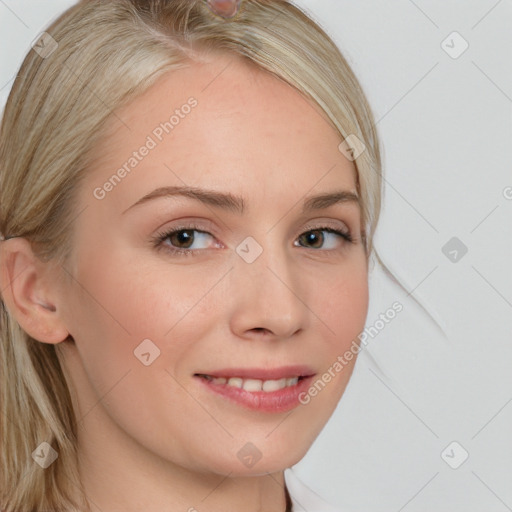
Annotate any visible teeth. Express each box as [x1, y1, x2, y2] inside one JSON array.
[[286, 377, 298, 387], [262, 378, 287, 392], [204, 375, 301, 392], [227, 377, 243, 388], [243, 379, 263, 392]]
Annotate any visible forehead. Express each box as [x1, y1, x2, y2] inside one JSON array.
[[83, 54, 358, 216]]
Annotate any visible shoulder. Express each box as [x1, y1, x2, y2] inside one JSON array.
[[284, 468, 343, 512]]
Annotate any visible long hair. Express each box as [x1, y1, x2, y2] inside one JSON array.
[[0, 1, 382, 510]]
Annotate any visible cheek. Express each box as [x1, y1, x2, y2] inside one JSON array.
[[63, 253, 221, 460], [302, 259, 368, 406], [72, 250, 207, 341], [65, 249, 226, 411], [315, 259, 369, 348]]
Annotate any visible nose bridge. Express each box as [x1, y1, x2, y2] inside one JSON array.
[[228, 232, 308, 338]]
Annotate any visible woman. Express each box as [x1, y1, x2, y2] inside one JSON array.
[[0, 0, 382, 510]]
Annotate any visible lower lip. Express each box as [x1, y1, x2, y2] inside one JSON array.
[[195, 375, 315, 413]]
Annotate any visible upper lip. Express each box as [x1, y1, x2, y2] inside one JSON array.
[[194, 365, 315, 380]]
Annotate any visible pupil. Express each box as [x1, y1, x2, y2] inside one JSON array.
[[174, 230, 193, 248], [304, 230, 322, 248]]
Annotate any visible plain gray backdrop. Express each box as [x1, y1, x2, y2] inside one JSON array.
[[1, 1, 511, 511]]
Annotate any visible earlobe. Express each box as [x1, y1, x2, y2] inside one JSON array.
[[0, 237, 70, 344]]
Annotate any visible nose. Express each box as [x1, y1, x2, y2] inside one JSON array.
[[228, 240, 309, 340]]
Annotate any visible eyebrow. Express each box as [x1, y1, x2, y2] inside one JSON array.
[[122, 185, 360, 215]]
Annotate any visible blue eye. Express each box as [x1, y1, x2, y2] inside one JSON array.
[[153, 225, 354, 257]]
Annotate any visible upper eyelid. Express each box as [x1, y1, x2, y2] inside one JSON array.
[[156, 216, 353, 233], [154, 219, 216, 236], [301, 219, 350, 232]]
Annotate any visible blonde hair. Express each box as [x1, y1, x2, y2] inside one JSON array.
[[0, 1, 382, 510]]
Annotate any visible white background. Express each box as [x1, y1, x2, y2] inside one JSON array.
[[1, 1, 511, 511]]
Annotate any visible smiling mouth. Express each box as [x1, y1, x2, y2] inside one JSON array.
[[195, 374, 306, 392]]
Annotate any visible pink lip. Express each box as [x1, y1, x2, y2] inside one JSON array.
[[194, 366, 316, 413]]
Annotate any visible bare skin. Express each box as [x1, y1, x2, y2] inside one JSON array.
[[0, 54, 369, 511], [207, 0, 241, 18]]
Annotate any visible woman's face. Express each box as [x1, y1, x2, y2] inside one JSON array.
[[57, 54, 369, 476]]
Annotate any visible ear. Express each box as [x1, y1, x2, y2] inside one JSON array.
[[0, 237, 70, 344]]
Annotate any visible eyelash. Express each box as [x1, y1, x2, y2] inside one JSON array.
[[152, 224, 355, 257]]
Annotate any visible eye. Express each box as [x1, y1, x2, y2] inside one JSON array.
[[153, 226, 219, 257], [295, 227, 353, 250], [152, 224, 355, 258]]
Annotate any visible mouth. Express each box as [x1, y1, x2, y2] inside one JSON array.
[[195, 374, 306, 392], [193, 366, 315, 413]]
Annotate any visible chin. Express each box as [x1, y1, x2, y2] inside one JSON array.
[[191, 430, 317, 476]]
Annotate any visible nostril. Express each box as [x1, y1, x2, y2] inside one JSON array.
[[252, 327, 269, 334]]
